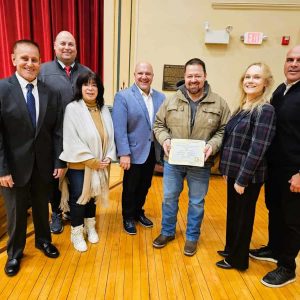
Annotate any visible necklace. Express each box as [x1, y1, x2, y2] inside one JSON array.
[[88, 107, 98, 112]]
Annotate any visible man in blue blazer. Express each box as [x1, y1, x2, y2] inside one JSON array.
[[112, 62, 165, 234]]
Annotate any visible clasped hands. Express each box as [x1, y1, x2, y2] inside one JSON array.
[[96, 158, 111, 170]]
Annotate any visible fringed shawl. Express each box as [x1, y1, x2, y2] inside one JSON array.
[[59, 100, 116, 210]]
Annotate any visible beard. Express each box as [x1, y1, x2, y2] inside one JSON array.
[[186, 85, 203, 95]]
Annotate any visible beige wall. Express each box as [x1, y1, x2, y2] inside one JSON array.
[[104, 0, 300, 109]]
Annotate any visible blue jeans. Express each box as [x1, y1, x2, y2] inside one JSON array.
[[67, 169, 96, 227], [161, 161, 211, 241]]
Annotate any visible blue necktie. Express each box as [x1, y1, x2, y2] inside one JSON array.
[[26, 83, 36, 128]]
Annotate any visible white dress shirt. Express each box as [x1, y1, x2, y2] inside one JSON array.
[[136, 84, 154, 126], [284, 79, 300, 95]]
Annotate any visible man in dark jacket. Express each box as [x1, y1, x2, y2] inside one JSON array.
[[39, 31, 90, 233], [250, 45, 300, 287], [0, 40, 65, 276]]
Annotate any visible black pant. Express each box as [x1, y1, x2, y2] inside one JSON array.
[[225, 177, 262, 270], [265, 166, 300, 271], [122, 144, 156, 220], [50, 178, 62, 214], [67, 169, 96, 227], [2, 164, 52, 259]]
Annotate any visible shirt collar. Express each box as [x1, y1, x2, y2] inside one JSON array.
[[15, 72, 38, 89], [284, 79, 300, 88], [135, 83, 153, 97], [57, 59, 75, 69]]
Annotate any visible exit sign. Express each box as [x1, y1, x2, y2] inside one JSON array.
[[244, 32, 264, 45]]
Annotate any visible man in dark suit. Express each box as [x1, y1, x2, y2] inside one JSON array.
[[0, 40, 65, 276], [112, 62, 165, 235], [39, 31, 91, 234]]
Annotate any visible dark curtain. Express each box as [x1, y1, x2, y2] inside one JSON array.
[[0, 0, 103, 79]]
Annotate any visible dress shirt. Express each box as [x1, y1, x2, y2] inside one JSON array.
[[284, 79, 300, 95], [57, 60, 75, 72], [15, 72, 39, 123], [136, 84, 154, 125]]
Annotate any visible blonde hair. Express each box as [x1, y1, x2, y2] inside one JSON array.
[[238, 62, 274, 112]]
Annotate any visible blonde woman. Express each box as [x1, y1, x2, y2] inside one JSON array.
[[59, 72, 116, 252], [216, 63, 276, 270]]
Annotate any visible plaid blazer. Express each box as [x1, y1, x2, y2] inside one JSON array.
[[219, 103, 276, 187]]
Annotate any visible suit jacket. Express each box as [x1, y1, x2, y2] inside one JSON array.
[[0, 74, 65, 186], [112, 84, 165, 164], [39, 60, 91, 110], [219, 103, 276, 187]]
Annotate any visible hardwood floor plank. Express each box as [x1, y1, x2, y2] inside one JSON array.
[[0, 169, 299, 300], [101, 191, 122, 300]]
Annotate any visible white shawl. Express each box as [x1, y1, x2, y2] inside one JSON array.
[[59, 100, 116, 210]]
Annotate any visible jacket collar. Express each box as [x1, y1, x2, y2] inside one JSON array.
[[177, 82, 214, 103]]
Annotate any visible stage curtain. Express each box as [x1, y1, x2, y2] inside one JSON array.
[[0, 0, 103, 79]]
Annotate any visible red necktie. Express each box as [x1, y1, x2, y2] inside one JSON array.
[[64, 66, 71, 77]]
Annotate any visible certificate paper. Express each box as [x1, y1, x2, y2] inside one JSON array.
[[168, 139, 206, 167]]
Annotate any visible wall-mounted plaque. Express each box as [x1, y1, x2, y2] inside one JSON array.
[[162, 64, 185, 91]]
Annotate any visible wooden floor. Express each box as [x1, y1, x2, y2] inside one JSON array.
[[0, 168, 299, 299]]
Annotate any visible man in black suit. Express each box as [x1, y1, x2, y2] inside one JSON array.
[[0, 40, 65, 276], [39, 31, 91, 233]]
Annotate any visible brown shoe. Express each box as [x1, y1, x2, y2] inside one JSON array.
[[184, 240, 197, 256], [153, 234, 175, 248]]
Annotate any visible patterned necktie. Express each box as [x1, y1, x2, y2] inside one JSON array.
[[26, 83, 36, 128], [64, 66, 71, 77]]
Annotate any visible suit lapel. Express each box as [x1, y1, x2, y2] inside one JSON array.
[[9, 75, 35, 130], [132, 85, 151, 127], [36, 81, 48, 137], [152, 91, 160, 123]]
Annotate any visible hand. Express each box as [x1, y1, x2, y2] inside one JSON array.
[[223, 175, 227, 181], [120, 155, 131, 170], [0, 175, 14, 188], [163, 139, 171, 157], [98, 157, 111, 170], [234, 183, 245, 195], [204, 144, 213, 161], [289, 173, 300, 193], [53, 168, 66, 179]]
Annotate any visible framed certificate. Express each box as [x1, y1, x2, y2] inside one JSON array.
[[168, 139, 206, 167]]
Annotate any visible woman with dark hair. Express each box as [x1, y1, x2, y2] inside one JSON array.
[[216, 63, 276, 270], [59, 71, 116, 252]]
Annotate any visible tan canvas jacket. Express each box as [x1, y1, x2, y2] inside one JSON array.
[[153, 85, 231, 164]]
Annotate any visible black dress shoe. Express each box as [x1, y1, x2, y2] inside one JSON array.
[[216, 259, 233, 269], [137, 215, 153, 228], [36, 242, 59, 258], [123, 219, 137, 235], [4, 258, 20, 276], [217, 250, 229, 258]]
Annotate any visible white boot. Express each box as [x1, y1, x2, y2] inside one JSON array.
[[71, 225, 87, 252], [84, 217, 99, 243]]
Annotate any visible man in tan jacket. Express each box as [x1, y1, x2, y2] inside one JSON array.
[[152, 58, 230, 256]]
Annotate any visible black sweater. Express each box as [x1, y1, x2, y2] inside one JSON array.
[[267, 81, 300, 169]]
